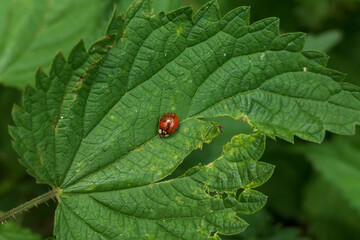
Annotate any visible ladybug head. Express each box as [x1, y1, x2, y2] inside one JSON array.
[[158, 128, 170, 138]]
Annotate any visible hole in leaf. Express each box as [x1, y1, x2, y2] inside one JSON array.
[[162, 116, 253, 181], [236, 188, 245, 200], [209, 231, 217, 237]]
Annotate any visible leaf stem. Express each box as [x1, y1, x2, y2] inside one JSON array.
[[0, 188, 60, 224]]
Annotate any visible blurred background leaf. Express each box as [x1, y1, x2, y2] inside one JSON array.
[[0, 214, 42, 240], [119, 0, 183, 13], [303, 133, 360, 214], [259, 140, 312, 222], [304, 30, 343, 52], [303, 175, 360, 240], [0, 0, 119, 88]]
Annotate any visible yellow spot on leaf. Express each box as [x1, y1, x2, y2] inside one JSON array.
[[177, 26, 182, 36]]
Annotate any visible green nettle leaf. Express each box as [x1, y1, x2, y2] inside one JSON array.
[[8, 0, 360, 239], [0, 0, 117, 88]]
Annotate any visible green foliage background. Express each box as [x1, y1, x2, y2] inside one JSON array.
[[0, 0, 359, 239]]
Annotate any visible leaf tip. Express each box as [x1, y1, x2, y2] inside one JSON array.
[[68, 39, 88, 69], [193, 0, 221, 22], [35, 66, 50, 92], [49, 51, 66, 78]]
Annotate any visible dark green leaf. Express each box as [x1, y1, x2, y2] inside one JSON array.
[[303, 176, 360, 240]]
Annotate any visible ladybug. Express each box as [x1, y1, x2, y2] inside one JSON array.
[[158, 113, 179, 138]]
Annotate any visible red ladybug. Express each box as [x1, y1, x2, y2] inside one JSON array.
[[158, 113, 179, 138]]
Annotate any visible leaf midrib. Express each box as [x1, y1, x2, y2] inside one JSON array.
[[61, 117, 210, 190]]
